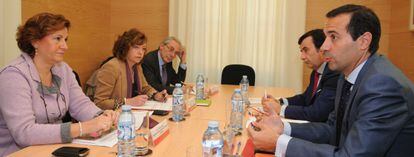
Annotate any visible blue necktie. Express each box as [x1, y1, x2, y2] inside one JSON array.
[[162, 64, 168, 86], [335, 80, 353, 146]]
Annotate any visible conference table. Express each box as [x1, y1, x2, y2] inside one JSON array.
[[9, 84, 295, 157]]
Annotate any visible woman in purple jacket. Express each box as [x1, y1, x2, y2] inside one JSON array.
[[0, 13, 118, 156]]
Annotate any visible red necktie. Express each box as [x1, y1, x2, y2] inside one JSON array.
[[312, 72, 320, 96]]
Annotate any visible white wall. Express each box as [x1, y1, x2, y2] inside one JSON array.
[[0, 0, 21, 68]]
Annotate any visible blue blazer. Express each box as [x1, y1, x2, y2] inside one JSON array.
[[285, 64, 339, 122], [287, 54, 414, 157]]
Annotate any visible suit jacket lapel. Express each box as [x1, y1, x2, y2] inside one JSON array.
[[152, 51, 163, 83], [306, 71, 317, 105], [340, 54, 379, 134], [309, 64, 333, 103]]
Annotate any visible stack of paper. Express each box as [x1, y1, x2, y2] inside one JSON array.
[[131, 98, 172, 111], [72, 111, 152, 147]]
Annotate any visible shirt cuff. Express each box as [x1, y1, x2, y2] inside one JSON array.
[[280, 105, 288, 117], [61, 122, 73, 143], [282, 121, 291, 135], [275, 134, 292, 157], [179, 63, 187, 70], [95, 110, 104, 117], [282, 98, 289, 105]]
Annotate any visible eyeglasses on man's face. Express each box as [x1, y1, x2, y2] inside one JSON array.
[[164, 44, 181, 55]]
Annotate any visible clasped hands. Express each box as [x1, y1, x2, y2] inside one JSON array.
[[83, 110, 119, 138], [247, 94, 284, 152]]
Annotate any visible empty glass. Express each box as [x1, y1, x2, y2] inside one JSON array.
[[134, 113, 150, 155]]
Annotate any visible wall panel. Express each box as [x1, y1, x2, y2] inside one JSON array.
[[304, 0, 391, 89], [22, 0, 168, 86]]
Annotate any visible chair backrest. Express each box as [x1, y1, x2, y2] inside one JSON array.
[[72, 70, 81, 87], [221, 64, 255, 86], [84, 56, 115, 101]]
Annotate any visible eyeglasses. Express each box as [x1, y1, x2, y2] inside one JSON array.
[[39, 81, 67, 123], [164, 44, 181, 54]]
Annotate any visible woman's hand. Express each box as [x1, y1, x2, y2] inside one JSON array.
[[102, 110, 119, 126], [126, 95, 148, 106], [74, 113, 113, 138], [154, 90, 168, 102]]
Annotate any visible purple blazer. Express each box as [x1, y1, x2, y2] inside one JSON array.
[[0, 53, 101, 156]]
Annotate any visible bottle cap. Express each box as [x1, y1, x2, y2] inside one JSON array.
[[175, 83, 182, 87], [234, 89, 241, 92], [121, 105, 131, 111], [208, 121, 219, 128], [243, 75, 247, 78]]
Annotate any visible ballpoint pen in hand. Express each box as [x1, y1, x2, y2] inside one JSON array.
[[235, 141, 241, 156]]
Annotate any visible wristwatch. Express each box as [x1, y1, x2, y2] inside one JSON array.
[[278, 98, 284, 105], [113, 97, 125, 110]]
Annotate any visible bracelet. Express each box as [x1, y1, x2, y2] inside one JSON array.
[[114, 98, 125, 110], [151, 93, 156, 100], [78, 121, 83, 137]]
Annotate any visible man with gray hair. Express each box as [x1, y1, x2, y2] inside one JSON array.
[[142, 37, 187, 94]]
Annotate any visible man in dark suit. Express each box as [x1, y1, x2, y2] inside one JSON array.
[[265, 29, 339, 122], [142, 37, 187, 94], [248, 4, 414, 157]]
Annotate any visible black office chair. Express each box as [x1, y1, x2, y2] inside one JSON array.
[[221, 64, 255, 86]]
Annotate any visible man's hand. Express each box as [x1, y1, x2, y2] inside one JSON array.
[[247, 115, 284, 152], [262, 97, 281, 116], [262, 94, 277, 102], [178, 46, 186, 64]]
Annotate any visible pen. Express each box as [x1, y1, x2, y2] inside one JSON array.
[[235, 141, 241, 155], [247, 106, 266, 115], [180, 81, 186, 86]]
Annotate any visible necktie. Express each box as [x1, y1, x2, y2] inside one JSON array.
[[162, 64, 168, 86], [312, 71, 320, 96], [335, 80, 353, 146]]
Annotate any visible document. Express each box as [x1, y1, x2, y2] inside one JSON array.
[[131, 98, 172, 111], [249, 98, 262, 104], [72, 111, 152, 147]]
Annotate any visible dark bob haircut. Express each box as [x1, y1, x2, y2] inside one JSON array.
[[112, 28, 147, 61]]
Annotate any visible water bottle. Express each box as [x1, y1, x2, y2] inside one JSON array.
[[196, 74, 205, 100], [172, 83, 184, 121], [202, 121, 224, 157], [118, 105, 135, 157], [230, 89, 243, 134], [240, 75, 250, 106]]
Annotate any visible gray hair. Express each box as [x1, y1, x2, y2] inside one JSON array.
[[161, 36, 182, 48]]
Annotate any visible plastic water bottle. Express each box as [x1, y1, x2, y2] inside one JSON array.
[[172, 83, 184, 121], [240, 75, 250, 106], [196, 74, 205, 100], [230, 89, 243, 134], [202, 121, 224, 157], [118, 105, 135, 157]]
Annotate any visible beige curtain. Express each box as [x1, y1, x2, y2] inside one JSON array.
[[169, 0, 306, 91], [0, 0, 21, 68]]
